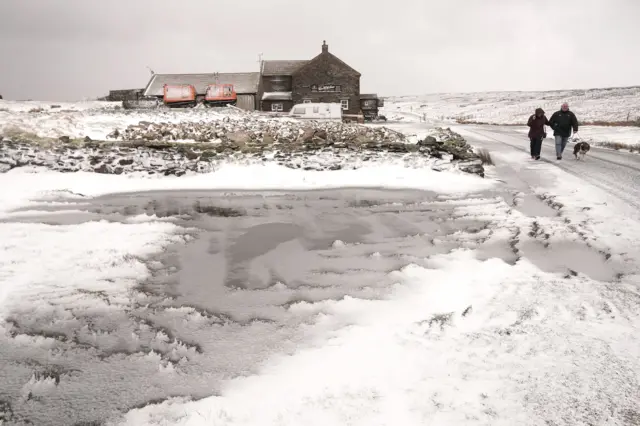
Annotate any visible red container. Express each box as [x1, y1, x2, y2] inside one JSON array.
[[204, 84, 237, 106], [163, 84, 196, 104]]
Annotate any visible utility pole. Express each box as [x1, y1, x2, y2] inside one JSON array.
[[257, 53, 263, 71]]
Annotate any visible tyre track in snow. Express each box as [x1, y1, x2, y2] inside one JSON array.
[[459, 126, 640, 211]]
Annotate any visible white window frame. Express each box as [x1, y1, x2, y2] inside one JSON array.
[[340, 99, 349, 111], [303, 99, 312, 104], [271, 102, 283, 112]]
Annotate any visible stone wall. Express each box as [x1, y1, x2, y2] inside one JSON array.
[[0, 127, 485, 177], [107, 89, 144, 102], [292, 50, 360, 115]]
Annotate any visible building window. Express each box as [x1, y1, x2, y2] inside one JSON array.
[[311, 85, 318, 92], [303, 99, 311, 103], [271, 103, 283, 112], [292, 106, 306, 114], [341, 99, 349, 111]]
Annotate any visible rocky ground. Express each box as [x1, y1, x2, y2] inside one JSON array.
[[0, 117, 485, 176]]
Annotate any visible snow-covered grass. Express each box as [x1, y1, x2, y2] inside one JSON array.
[[2, 96, 640, 425], [382, 86, 640, 126], [112, 158, 640, 425], [0, 100, 122, 113], [0, 100, 256, 141], [0, 220, 184, 321], [105, 125, 640, 426]]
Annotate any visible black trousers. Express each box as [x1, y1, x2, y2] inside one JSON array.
[[529, 136, 543, 157]]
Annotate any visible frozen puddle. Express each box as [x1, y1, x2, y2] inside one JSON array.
[[516, 193, 558, 217], [1, 187, 634, 425], [520, 240, 624, 282], [1, 188, 493, 426]]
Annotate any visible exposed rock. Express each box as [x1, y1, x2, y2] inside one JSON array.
[[107, 129, 120, 139], [94, 164, 110, 174], [262, 133, 276, 145], [226, 131, 251, 148], [299, 128, 316, 143], [0, 122, 485, 178]]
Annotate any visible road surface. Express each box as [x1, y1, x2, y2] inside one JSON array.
[[379, 116, 640, 211], [456, 124, 640, 211]]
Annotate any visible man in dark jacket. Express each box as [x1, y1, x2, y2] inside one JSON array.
[[527, 107, 549, 160], [548, 102, 579, 160]]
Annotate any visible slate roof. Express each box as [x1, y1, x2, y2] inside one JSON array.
[[261, 60, 309, 76], [143, 72, 260, 97]]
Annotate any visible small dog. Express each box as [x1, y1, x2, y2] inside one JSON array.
[[573, 141, 591, 160]]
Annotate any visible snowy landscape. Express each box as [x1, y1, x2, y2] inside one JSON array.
[[382, 86, 640, 151], [1, 89, 640, 426]]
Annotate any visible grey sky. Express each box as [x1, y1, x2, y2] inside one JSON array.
[[1, 0, 639, 101]]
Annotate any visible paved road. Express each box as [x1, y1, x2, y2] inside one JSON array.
[[456, 125, 640, 211], [378, 111, 640, 211]]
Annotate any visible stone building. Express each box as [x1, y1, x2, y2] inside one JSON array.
[[134, 41, 381, 117], [260, 41, 380, 118]]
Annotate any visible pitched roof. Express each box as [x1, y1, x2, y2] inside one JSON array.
[[143, 72, 260, 97], [261, 60, 309, 76], [360, 93, 379, 99], [292, 52, 361, 77]]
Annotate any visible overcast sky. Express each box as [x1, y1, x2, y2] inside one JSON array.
[[1, 0, 639, 101]]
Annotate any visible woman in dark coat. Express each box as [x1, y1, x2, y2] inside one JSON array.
[[527, 108, 550, 160]]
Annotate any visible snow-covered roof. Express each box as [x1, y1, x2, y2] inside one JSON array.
[[261, 92, 293, 101], [261, 60, 309, 76], [143, 72, 260, 97]]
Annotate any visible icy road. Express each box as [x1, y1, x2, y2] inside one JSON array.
[[457, 124, 640, 211]]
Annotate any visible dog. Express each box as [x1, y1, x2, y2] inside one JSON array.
[[573, 141, 591, 160]]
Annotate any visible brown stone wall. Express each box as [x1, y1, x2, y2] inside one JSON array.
[[292, 53, 361, 115], [108, 89, 144, 102]]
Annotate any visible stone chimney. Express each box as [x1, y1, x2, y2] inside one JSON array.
[[322, 40, 328, 53]]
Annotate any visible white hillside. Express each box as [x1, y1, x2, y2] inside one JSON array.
[[383, 86, 640, 125]]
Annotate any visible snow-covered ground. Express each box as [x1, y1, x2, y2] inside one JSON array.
[[2, 97, 640, 425], [380, 87, 640, 149], [495, 125, 640, 150], [383, 86, 640, 125], [109, 129, 640, 426], [0, 100, 264, 141]]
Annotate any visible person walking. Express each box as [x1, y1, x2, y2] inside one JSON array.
[[548, 102, 579, 160], [527, 108, 549, 160]]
